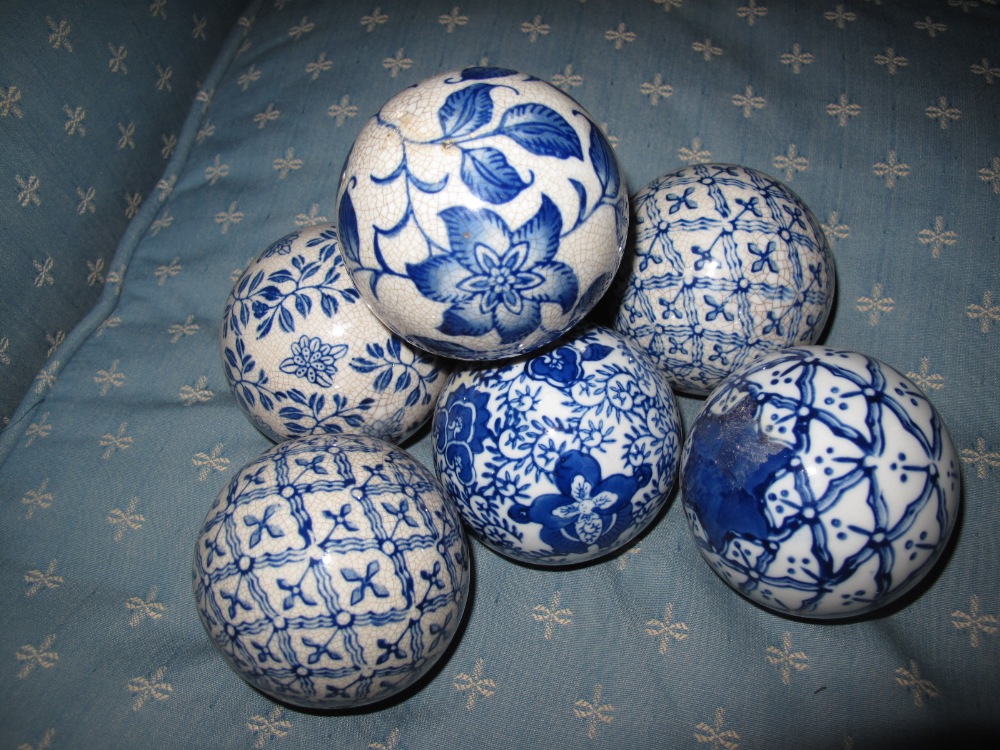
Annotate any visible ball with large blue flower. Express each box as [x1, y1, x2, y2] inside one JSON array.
[[336, 67, 628, 361], [221, 223, 447, 444], [431, 326, 681, 565]]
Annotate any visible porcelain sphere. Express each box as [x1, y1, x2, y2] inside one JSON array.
[[432, 326, 681, 565], [614, 164, 835, 396], [193, 433, 471, 709], [336, 67, 628, 361], [221, 224, 447, 444], [680, 346, 960, 619]]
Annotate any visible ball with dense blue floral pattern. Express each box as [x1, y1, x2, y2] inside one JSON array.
[[221, 223, 447, 444], [336, 67, 628, 361], [680, 346, 960, 618], [193, 433, 471, 709], [432, 326, 681, 565], [614, 164, 835, 396]]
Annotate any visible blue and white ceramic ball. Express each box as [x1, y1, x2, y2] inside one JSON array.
[[336, 67, 628, 361], [193, 433, 471, 709], [680, 346, 961, 619], [432, 326, 681, 566], [615, 164, 835, 396], [221, 223, 446, 444]]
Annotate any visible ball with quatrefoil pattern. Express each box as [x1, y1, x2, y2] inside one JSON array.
[[615, 164, 835, 396], [193, 433, 471, 709]]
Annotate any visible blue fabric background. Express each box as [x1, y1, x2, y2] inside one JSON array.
[[0, 0, 245, 423], [1, 1, 998, 748]]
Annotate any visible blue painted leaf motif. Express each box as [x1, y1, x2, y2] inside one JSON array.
[[267, 269, 295, 284], [294, 293, 311, 318], [460, 147, 531, 204], [438, 83, 494, 138], [278, 306, 295, 334], [498, 103, 582, 159], [257, 285, 283, 301], [337, 188, 361, 265], [581, 343, 614, 362], [386, 336, 402, 359], [457, 66, 518, 81], [568, 179, 587, 227], [588, 124, 620, 199], [373, 368, 393, 393]]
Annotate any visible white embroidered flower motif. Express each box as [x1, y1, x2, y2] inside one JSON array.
[[279, 335, 348, 387], [553, 475, 618, 545]]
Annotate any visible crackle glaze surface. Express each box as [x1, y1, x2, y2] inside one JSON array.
[[432, 326, 681, 565], [193, 434, 470, 709], [336, 67, 628, 361], [615, 164, 835, 396], [221, 224, 446, 443], [681, 346, 960, 619]]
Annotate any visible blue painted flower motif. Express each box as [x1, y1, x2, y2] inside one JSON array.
[[435, 383, 492, 484], [341, 560, 390, 606], [408, 195, 578, 344], [511, 450, 638, 555], [279, 335, 349, 387], [526, 346, 583, 388], [261, 231, 299, 257], [526, 340, 613, 388]]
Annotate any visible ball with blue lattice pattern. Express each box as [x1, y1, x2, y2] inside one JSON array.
[[615, 164, 835, 396], [193, 433, 470, 708], [680, 346, 960, 619]]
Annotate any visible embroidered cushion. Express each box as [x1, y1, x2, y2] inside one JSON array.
[[1, 1, 998, 747]]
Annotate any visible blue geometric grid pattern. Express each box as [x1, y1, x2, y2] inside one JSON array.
[[681, 346, 960, 618], [0, 1, 998, 748], [616, 164, 834, 395], [194, 433, 470, 709]]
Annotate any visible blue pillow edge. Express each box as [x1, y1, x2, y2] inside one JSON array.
[[0, 0, 265, 468]]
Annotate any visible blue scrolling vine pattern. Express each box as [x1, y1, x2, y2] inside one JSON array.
[[433, 327, 679, 562]]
